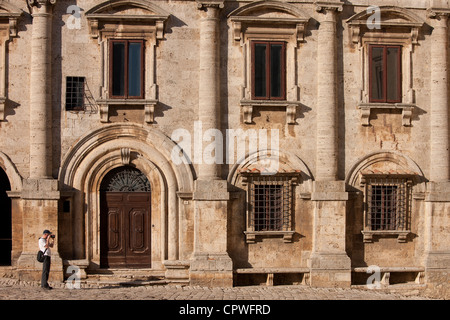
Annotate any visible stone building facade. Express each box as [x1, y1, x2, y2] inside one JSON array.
[[0, 0, 448, 297]]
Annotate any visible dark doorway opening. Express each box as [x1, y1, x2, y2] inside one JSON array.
[[0, 168, 11, 266]]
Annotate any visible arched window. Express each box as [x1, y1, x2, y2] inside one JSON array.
[[100, 166, 151, 192]]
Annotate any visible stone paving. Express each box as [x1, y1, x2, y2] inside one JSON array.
[[0, 278, 437, 300]]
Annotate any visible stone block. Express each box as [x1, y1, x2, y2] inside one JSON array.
[[193, 179, 229, 201]]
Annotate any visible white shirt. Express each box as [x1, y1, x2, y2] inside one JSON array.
[[39, 238, 51, 256]]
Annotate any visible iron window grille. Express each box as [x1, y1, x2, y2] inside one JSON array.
[[248, 175, 292, 232], [66, 76, 85, 111], [362, 176, 412, 242]]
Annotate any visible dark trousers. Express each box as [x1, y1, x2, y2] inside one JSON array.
[[41, 255, 51, 288]]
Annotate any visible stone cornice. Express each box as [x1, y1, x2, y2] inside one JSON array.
[[428, 8, 450, 18]]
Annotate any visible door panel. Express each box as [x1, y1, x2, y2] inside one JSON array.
[[129, 208, 145, 251], [107, 207, 122, 252], [101, 192, 151, 268]]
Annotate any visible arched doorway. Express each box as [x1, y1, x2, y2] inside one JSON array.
[[0, 168, 11, 265], [100, 166, 152, 268]]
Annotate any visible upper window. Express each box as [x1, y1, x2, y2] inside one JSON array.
[[109, 40, 144, 99], [251, 41, 286, 100], [369, 45, 402, 103]]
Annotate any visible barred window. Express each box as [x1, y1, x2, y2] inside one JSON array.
[[249, 176, 292, 232], [365, 177, 410, 231], [66, 76, 85, 111]]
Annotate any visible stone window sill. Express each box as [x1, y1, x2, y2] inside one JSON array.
[[240, 100, 301, 125], [361, 230, 411, 243], [358, 103, 415, 127], [244, 231, 295, 243], [97, 99, 157, 123]]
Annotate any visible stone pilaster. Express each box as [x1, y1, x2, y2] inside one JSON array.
[[190, 1, 233, 287], [429, 9, 450, 182], [16, 0, 63, 283], [309, 181, 350, 287], [17, 179, 63, 282], [423, 5, 450, 299], [310, 2, 350, 288]]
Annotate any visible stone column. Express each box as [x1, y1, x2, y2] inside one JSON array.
[[315, 2, 339, 181], [29, 0, 54, 179], [309, 1, 351, 288], [197, 0, 222, 181], [429, 10, 450, 182], [189, 1, 233, 287], [424, 6, 450, 298], [16, 0, 62, 282]]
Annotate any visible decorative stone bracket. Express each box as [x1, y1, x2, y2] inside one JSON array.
[[98, 99, 157, 123], [358, 103, 415, 126], [240, 100, 300, 125]]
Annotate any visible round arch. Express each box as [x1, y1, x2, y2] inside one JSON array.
[[58, 124, 194, 267], [346, 151, 425, 188], [227, 148, 314, 193]]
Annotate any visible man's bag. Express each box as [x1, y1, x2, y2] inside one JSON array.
[[37, 248, 47, 262]]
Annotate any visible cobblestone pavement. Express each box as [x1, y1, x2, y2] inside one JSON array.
[[0, 279, 441, 319], [0, 278, 437, 300]]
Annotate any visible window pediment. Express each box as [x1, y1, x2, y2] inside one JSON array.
[[346, 6, 424, 44], [228, 1, 310, 43], [86, 0, 170, 40]]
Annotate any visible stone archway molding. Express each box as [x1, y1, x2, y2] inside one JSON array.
[[227, 148, 314, 193], [58, 123, 194, 265], [346, 151, 425, 188], [0, 151, 22, 193]]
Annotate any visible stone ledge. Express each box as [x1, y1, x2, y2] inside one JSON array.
[[358, 103, 415, 127]]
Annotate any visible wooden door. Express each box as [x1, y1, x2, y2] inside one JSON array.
[[100, 192, 151, 268]]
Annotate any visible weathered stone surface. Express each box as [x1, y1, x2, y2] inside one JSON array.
[[0, 0, 447, 298]]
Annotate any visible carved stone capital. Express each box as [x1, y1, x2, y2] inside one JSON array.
[[196, 0, 224, 11], [28, 0, 56, 7], [315, 1, 343, 14]]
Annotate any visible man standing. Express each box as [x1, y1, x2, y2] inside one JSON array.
[[39, 230, 54, 290]]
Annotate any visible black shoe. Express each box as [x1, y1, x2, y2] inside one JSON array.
[[42, 286, 53, 290]]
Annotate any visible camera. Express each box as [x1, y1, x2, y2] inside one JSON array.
[[50, 235, 55, 239]]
